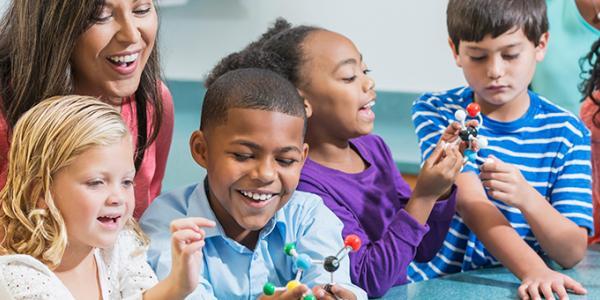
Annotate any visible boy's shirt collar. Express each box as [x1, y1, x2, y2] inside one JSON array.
[[186, 177, 287, 241]]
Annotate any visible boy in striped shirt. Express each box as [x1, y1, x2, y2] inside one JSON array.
[[409, 1, 592, 299]]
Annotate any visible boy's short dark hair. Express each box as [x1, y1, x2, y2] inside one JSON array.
[[447, 0, 548, 52], [200, 68, 306, 134]]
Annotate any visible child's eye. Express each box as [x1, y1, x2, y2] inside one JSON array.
[[469, 56, 486, 62], [502, 54, 519, 60], [276, 158, 297, 167], [122, 179, 135, 188], [133, 6, 152, 16], [86, 179, 104, 187], [232, 153, 253, 162], [363, 69, 372, 75], [343, 75, 357, 83]]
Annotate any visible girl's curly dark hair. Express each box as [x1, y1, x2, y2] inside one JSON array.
[[205, 18, 321, 88], [580, 38, 600, 128]]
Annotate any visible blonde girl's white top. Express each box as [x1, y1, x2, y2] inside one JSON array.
[[0, 229, 158, 300]]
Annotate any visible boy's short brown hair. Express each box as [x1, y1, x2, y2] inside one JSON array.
[[447, 0, 548, 52]]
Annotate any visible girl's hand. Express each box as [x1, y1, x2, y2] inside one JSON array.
[[479, 156, 537, 210], [414, 139, 463, 201], [313, 284, 357, 300], [518, 267, 586, 300], [168, 217, 216, 298], [440, 120, 480, 154], [258, 284, 310, 300]]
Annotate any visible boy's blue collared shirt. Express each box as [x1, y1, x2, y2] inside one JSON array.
[[140, 181, 367, 300]]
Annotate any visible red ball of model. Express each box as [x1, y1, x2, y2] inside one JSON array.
[[466, 103, 480, 117], [344, 234, 361, 251]]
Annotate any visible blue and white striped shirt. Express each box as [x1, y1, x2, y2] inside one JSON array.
[[408, 87, 592, 281]]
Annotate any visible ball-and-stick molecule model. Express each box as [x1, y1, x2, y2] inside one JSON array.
[[453, 102, 488, 164], [262, 235, 362, 299]]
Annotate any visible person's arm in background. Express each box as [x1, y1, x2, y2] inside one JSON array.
[[580, 98, 600, 244]]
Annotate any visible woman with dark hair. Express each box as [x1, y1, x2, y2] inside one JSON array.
[[0, 0, 174, 218]]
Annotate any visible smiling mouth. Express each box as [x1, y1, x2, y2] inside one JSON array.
[[97, 215, 121, 224], [106, 53, 139, 67], [239, 190, 277, 202], [360, 100, 376, 110]]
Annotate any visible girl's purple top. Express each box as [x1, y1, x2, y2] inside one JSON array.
[[297, 134, 457, 297]]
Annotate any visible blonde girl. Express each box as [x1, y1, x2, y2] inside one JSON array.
[[0, 95, 213, 300]]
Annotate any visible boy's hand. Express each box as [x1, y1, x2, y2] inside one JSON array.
[[479, 156, 538, 210], [313, 284, 357, 300], [258, 285, 309, 300], [518, 267, 587, 300], [414, 139, 463, 201], [168, 217, 216, 297]]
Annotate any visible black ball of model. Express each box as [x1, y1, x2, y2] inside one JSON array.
[[323, 256, 340, 272], [459, 126, 478, 142]]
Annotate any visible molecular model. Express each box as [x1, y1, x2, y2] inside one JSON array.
[[453, 102, 488, 164], [262, 235, 362, 300]]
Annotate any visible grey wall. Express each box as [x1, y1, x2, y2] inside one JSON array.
[[158, 0, 466, 93]]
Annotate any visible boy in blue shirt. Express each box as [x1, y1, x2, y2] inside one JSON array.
[[140, 68, 366, 300], [410, 1, 592, 299]]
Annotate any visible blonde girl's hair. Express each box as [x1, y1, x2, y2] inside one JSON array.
[[0, 95, 147, 269]]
